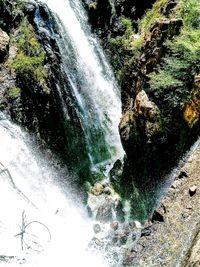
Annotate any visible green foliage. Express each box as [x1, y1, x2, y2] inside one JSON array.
[[149, 71, 183, 92], [109, 17, 143, 84], [15, 0, 26, 10], [110, 17, 134, 50], [7, 87, 21, 99], [148, 1, 200, 123], [110, 17, 143, 69], [175, 0, 200, 29], [149, 21, 200, 94], [139, 0, 168, 33], [10, 18, 49, 93]]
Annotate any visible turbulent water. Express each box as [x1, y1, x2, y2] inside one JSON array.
[[0, 114, 109, 267], [40, 0, 124, 171]]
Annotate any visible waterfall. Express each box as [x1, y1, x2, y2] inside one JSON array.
[[0, 113, 108, 266], [38, 0, 124, 172]]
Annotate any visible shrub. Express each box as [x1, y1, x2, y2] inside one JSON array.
[[175, 0, 200, 29], [148, 0, 200, 108]]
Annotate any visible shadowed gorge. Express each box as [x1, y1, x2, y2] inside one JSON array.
[[0, 0, 200, 266]]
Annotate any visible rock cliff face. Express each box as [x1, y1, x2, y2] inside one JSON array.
[[106, 0, 200, 220]]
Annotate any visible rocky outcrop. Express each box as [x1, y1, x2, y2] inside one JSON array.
[[120, 89, 161, 147], [114, 0, 200, 219], [119, 18, 184, 153], [140, 18, 183, 75], [87, 182, 123, 222], [0, 29, 9, 62]]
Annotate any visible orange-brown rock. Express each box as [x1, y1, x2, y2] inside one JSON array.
[[184, 75, 200, 128]]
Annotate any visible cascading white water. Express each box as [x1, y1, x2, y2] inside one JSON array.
[[0, 114, 108, 267], [39, 0, 124, 171]]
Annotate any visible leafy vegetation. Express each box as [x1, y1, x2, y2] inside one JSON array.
[[148, 0, 200, 113], [7, 87, 21, 99], [139, 0, 168, 33], [9, 18, 49, 93], [174, 0, 200, 29], [111, 17, 143, 53], [109, 17, 143, 84]]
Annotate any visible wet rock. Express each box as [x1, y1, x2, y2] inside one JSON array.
[[110, 159, 123, 183], [141, 226, 152, 237], [189, 186, 197, 197], [110, 221, 119, 231], [89, 237, 104, 248], [132, 232, 137, 241], [87, 182, 121, 222], [91, 183, 104, 196], [0, 29, 9, 63], [93, 223, 101, 234], [96, 202, 113, 223], [119, 234, 128, 245], [103, 186, 112, 195]]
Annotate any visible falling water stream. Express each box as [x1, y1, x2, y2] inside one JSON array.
[[39, 0, 124, 171]]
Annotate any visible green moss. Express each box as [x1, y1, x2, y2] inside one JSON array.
[[109, 17, 143, 84], [9, 18, 50, 94], [7, 87, 21, 99]]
